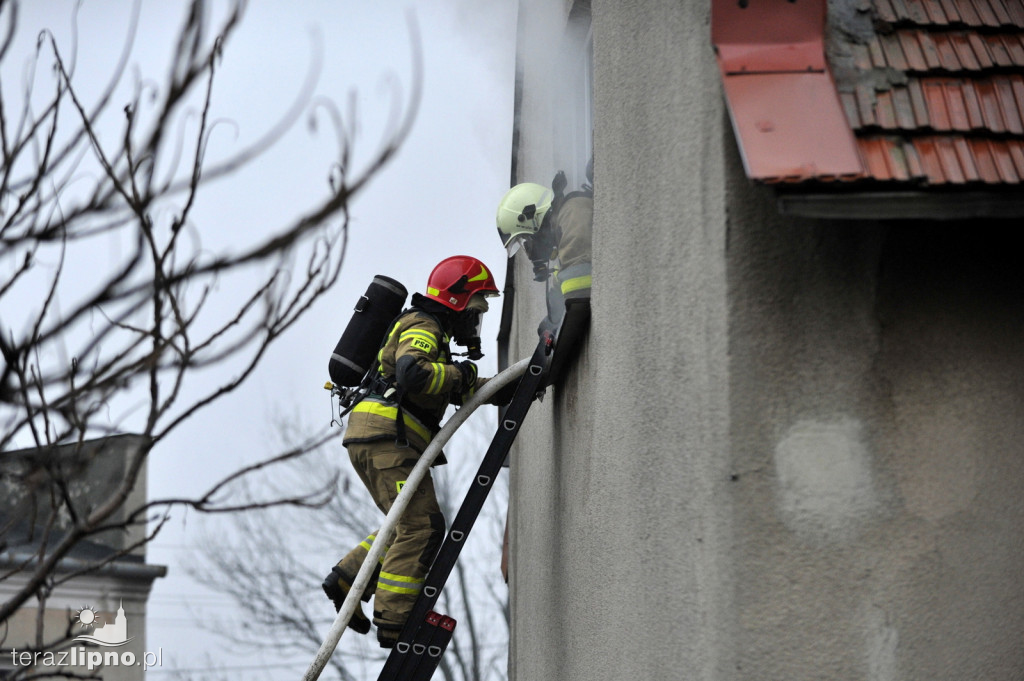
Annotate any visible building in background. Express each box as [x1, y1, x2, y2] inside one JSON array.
[[500, 1, 1024, 680], [1, 435, 167, 680]]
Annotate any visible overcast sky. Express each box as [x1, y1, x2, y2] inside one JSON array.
[[3, 0, 519, 676]]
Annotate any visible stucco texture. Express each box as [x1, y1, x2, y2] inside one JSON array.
[[726, 191, 1024, 680], [506, 1, 1024, 680], [510, 0, 732, 679]]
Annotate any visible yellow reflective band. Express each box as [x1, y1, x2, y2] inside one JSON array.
[[378, 571, 424, 595], [400, 329, 438, 344], [359, 535, 388, 561], [378, 583, 421, 595], [468, 265, 489, 282], [427, 362, 446, 394], [426, 286, 440, 297], [396, 480, 405, 493], [362, 536, 389, 557], [560, 274, 592, 295], [400, 329, 438, 353], [378, 321, 402, 367], [351, 401, 432, 442], [379, 571, 423, 584]]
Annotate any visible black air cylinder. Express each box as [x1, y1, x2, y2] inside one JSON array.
[[328, 275, 408, 387]]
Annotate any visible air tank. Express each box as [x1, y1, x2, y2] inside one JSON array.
[[328, 275, 408, 386]]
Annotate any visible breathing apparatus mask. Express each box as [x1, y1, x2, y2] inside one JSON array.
[[452, 311, 484, 360], [452, 293, 491, 360], [505, 173, 564, 281], [506, 207, 557, 282]]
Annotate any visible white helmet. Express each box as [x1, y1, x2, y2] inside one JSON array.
[[496, 183, 554, 256]]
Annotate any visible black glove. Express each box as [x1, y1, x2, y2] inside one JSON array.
[[455, 360, 478, 390], [537, 315, 559, 339], [551, 170, 567, 197]]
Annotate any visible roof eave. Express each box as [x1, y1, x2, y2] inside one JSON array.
[[776, 187, 1024, 219]]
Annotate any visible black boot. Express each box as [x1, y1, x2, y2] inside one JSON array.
[[376, 626, 401, 649], [321, 566, 371, 634]]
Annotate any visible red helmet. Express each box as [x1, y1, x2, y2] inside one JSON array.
[[424, 256, 499, 311]]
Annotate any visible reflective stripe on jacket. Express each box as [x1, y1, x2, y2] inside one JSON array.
[[348, 396, 434, 447], [555, 263, 593, 297], [554, 194, 592, 299], [343, 309, 475, 454]]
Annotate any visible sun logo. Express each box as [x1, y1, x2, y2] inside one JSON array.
[[75, 606, 101, 629]]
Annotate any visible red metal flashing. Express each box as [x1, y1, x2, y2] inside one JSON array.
[[712, 0, 827, 73], [712, 0, 864, 182]]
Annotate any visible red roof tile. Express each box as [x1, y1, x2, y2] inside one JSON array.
[[883, 0, 1024, 26], [866, 29, 1024, 72], [716, 0, 1024, 185], [1009, 140, 1024, 172], [854, 135, 1024, 182], [971, 139, 1004, 180], [846, 75, 1024, 134]]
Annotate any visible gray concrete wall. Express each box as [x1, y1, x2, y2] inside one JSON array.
[[509, 1, 734, 679], [724, 189, 1024, 680], [508, 1, 1024, 680]]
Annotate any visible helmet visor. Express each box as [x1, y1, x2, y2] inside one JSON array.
[[506, 234, 527, 257], [465, 293, 491, 313]]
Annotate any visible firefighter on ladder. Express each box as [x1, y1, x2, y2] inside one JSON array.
[[322, 255, 511, 648]]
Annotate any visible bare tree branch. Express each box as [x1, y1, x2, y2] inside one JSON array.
[[183, 412, 509, 681], [0, 0, 422, 654]]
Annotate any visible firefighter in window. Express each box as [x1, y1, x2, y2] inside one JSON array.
[[496, 158, 593, 380]]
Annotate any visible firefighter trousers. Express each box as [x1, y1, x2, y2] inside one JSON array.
[[335, 439, 445, 633]]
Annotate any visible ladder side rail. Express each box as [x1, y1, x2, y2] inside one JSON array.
[[301, 357, 531, 681], [379, 337, 551, 681]]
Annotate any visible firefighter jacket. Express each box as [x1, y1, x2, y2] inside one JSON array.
[[343, 309, 490, 459], [539, 192, 593, 335], [553, 193, 593, 300]]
